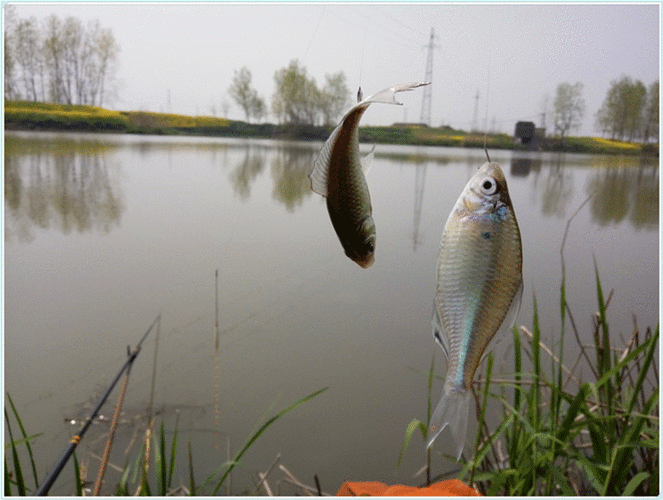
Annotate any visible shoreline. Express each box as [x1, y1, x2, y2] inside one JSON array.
[[5, 100, 659, 157]]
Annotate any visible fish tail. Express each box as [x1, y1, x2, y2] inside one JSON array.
[[426, 386, 471, 460], [362, 82, 430, 106]]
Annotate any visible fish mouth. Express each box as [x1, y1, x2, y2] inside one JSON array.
[[356, 253, 375, 268], [344, 246, 375, 268]]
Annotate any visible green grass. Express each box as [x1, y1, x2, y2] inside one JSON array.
[[4, 393, 42, 495], [5, 387, 327, 496]]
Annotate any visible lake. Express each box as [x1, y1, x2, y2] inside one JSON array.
[[4, 131, 659, 495]]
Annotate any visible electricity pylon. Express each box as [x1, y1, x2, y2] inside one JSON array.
[[420, 28, 439, 126]]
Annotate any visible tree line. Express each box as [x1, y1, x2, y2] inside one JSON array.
[[4, 9, 120, 107], [549, 76, 658, 143], [595, 75, 659, 143], [229, 59, 351, 127]]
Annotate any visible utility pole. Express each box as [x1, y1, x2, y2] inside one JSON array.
[[420, 28, 439, 126]]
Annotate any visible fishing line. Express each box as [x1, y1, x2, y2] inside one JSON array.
[[303, 5, 326, 63], [483, 53, 491, 162], [358, 29, 367, 100]]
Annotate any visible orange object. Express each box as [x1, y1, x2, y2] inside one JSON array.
[[337, 479, 481, 496]]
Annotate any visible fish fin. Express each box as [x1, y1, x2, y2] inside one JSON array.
[[480, 280, 524, 362], [309, 122, 343, 196], [431, 305, 449, 358], [361, 82, 430, 106], [426, 387, 471, 461], [361, 145, 376, 176]]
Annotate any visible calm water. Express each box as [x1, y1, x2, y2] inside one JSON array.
[[4, 131, 659, 494]]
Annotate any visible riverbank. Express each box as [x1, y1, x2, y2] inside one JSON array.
[[5, 100, 659, 156]]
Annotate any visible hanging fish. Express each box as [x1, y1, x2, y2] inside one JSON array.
[[310, 82, 429, 268], [427, 161, 523, 459]]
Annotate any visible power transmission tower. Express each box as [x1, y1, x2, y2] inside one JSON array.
[[420, 28, 438, 126]]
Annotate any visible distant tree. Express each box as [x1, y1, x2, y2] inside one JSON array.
[[641, 80, 659, 143], [14, 17, 43, 101], [272, 60, 350, 126], [318, 71, 350, 126], [228, 67, 265, 123], [42, 14, 65, 103], [272, 59, 317, 125], [625, 80, 647, 142], [93, 25, 120, 107], [4, 6, 19, 100], [250, 94, 266, 122], [5, 13, 119, 105], [595, 75, 650, 142], [552, 82, 585, 141]]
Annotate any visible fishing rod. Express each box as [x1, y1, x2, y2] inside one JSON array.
[[34, 314, 161, 496]]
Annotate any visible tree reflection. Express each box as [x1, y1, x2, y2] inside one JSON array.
[[270, 144, 317, 211], [540, 155, 574, 218], [587, 166, 659, 230], [229, 146, 265, 199], [4, 136, 123, 242]]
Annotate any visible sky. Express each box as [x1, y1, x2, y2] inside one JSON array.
[[4, 2, 660, 136]]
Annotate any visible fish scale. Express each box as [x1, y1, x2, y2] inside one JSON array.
[[428, 161, 523, 460]]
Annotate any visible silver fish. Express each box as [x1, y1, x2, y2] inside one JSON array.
[[427, 161, 523, 459], [310, 82, 430, 268]]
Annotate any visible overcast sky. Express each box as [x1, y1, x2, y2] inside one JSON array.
[[5, 2, 660, 136]]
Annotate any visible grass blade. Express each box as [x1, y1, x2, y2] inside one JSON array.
[[6, 393, 39, 491], [72, 452, 83, 496], [211, 386, 328, 495], [5, 407, 26, 496], [627, 325, 659, 414], [5, 455, 13, 496], [469, 353, 493, 484], [157, 421, 166, 495], [623, 472, 650, 496], [397, 418, 427, 468], [556, 384, 588, 441], [167, 412, 180, 491], [187, 441, 196, 495], [116, 458, 132, 495]]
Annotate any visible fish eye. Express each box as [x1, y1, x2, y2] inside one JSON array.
[[480, 177, 498, 195]]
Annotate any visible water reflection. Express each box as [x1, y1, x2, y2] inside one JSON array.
[[504, 152, 659, 227], [510, 157, 542, 177], [5, 134, 658, 241], [539, 158, 574, 219], [587, 166, 659, 230], [4, 135, 123, 243], [229, 146, 266, 199], [411, 161, 427, 251], [270, 144, 317, 211]]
